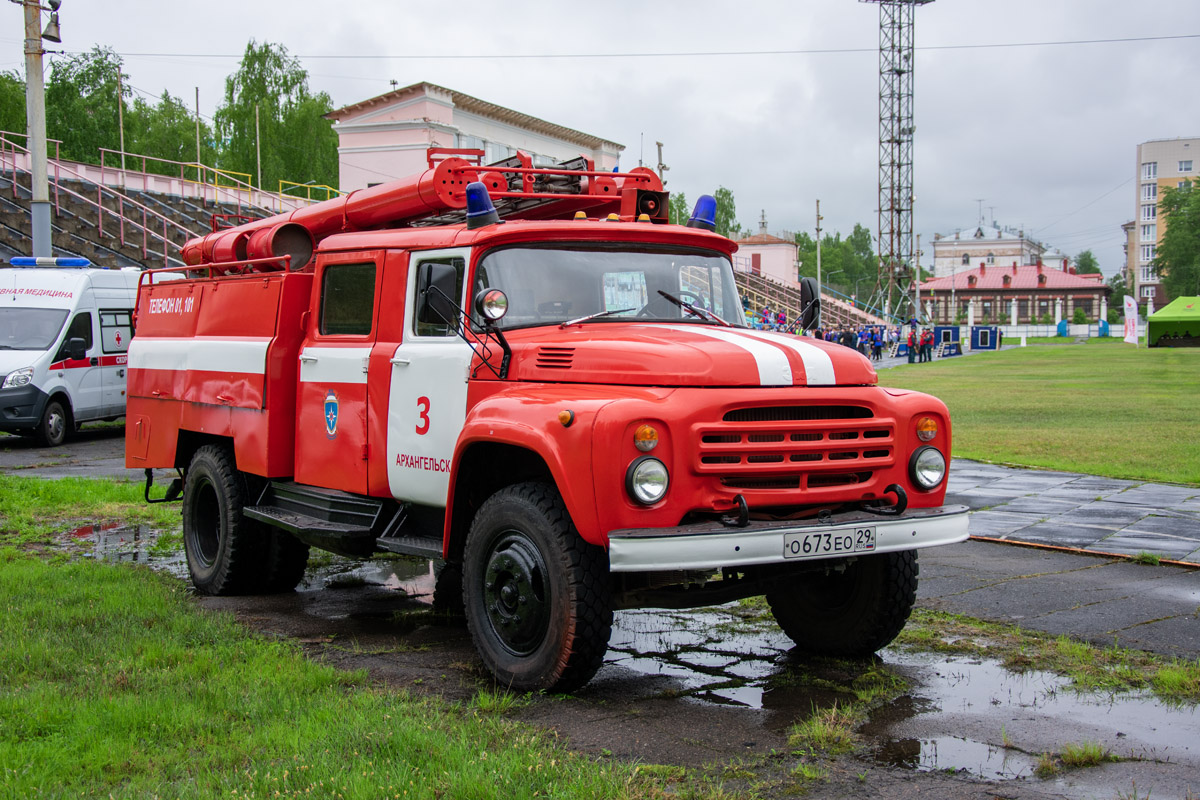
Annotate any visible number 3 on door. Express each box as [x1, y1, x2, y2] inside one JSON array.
[[415, 396, 431, 435]]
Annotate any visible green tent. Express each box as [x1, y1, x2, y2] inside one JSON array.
[[1147, 296, 1200, 346]]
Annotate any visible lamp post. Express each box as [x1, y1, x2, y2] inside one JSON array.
[[854, 277, 870, 309], [20, 0, 61, 258]]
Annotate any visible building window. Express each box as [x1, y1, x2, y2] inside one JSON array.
[[1141, 285, 1155, 299], [986, 252, 994, 265], [1018, 299, 1029, 319], [1180, 180, 1193, 190], [1141, 183, 1158, 201], [961, 253, 969, 265], [1180, 160, 1193, 173], [1142, 162, 1157, 180], [1140, 244, 1156, 263], [1139, 266, 1152, 283], [1140, 224, 1156, 241], [1141, 204, 1157, 221]]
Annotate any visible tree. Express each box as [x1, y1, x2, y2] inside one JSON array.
[[712, 186, 738, 239], [0, 70, 25, 137], [1072, 307, 1088, 324], [1074, 250, 1100, 274], [1153, 184, 1200, 298], [668, 191, 689, 225], [45, 46, 125, 162], [126, 91, 217, 175], [214, 41, 338, 191], [1107, 270, 1128, 302]]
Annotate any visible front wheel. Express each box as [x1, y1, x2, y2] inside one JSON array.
[[767, 551, 918, 657], [463, 483, 612, 692], [34, 399, 69, 447]]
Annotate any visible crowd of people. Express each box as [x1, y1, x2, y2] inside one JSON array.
[[740, 299, 941, 363]]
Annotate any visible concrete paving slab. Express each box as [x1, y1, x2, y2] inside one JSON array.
[[1093, 532, 1200, 561], [1041, 503, 1152, 530], [1121, 514, 1200, 539], [985, 497, 1083, 516], [964, 510, 1047, 537], [1107, 485, 1200, 506], [995, 521, 1116, 549]]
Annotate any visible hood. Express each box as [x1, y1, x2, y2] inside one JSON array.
[[0, 349, 42, 376], [503, 323, 877, 387]]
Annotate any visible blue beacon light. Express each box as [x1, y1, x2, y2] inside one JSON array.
[[686, 195, 717, 232], [465, 181, 501, 230]]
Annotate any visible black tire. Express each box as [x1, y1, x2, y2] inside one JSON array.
[[463, 482, 612, 692], [432, 562, 464, 615], [260, 531, 310, 593], [34, 399, 69, 447], [767, 550, 919, 657], [181, 444, 268, 595]]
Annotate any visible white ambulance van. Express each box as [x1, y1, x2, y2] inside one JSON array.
[[0, 261, 141, 446]]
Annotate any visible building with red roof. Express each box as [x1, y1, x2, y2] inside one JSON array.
[[918, 261, 1109, 325]]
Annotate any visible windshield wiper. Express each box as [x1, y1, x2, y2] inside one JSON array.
[[656, 290, 732, 327], [561, 308, 634, 327]]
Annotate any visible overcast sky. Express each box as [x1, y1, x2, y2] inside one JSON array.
[[4, 0, 1199, 277]]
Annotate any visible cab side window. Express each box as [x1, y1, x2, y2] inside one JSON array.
[[414, 256, 465, 337], [320, 262, 376, 336], [56, 312, 93, 359]]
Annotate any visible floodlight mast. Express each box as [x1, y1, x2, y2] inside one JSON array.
[[861, 0, 933, 324]]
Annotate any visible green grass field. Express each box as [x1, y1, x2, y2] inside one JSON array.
[[885, 344, 1200, 485], [0, 549, 683, 800]]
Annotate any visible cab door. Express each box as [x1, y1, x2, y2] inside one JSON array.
[[385, 248, 473, 507], [51, 309, 103, 421], [294, 251, 383, 494]]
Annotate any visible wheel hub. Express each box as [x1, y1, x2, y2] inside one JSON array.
[[483, 533, 548, 655]]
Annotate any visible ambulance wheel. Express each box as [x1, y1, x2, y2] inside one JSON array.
[[767, 551, 918, 657], [182, 444, 267, 595], [34, 399, 70, 447], [463, 482, 612, 693], [261, 531, 310, 593]]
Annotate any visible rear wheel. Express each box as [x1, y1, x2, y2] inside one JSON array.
[[261, 531, 310, 593], [767, 551, 918, 657], [34, 399, 69, 447], [182, 444, 268, 595], [463, 483, 612, 692]]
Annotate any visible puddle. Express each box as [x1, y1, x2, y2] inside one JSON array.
[[68, 529, 1200, 786]]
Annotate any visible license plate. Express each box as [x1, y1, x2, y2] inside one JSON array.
[[783, 526, 876, 559]]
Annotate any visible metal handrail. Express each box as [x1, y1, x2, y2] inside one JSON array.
[[97, 148, 277, 215], [279, 179, 343, 201], [1, 132, 192, 267]]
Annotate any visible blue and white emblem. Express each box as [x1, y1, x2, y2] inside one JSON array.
[[324, 389, 339, 439]]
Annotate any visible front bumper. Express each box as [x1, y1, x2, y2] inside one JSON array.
[[607, 504, 969, 572], [0, 384, 49, 432]]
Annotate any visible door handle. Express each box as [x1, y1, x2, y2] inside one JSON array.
[[299, 355, 318, 363], [90, 357, 98, 366], [117, 369, 125, 378], [390, 357, 411, 366]]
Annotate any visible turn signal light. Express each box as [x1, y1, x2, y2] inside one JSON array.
[[634, 424, 659, 452], [916, 417, 938, 442]]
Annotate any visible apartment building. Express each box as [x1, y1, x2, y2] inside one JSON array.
[[1132, 137, 1197, 307]]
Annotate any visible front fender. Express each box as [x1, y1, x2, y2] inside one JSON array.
[[447, 383, 671, 548]]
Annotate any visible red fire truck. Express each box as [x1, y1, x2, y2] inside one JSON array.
[[127, 150, 968, 692]]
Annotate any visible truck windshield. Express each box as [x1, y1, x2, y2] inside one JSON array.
[[0, 307, 69, 351], [471, 245, 745, 330]]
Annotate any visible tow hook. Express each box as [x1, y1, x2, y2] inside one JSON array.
[[720, 494, 750, 528], [862, 483, 907, 516]]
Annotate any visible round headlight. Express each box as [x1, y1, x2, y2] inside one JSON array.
[[626, 457, 669, 505], [474, 288, 508, 322], [916, 416, 938, 442], [909, 446, 947, 490]]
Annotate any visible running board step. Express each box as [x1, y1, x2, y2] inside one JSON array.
[[245, 480, 400, 558], [374, 535, 443, 559]]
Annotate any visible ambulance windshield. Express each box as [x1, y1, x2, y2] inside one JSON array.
[[0, 307, 70, 351], [472, 245, 745, 330]]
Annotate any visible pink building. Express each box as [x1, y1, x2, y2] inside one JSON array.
[[325, 82, 624, 192], [734, 230, 799, 287]]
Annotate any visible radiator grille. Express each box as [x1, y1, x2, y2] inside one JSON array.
[[697, 405, 895, 492]]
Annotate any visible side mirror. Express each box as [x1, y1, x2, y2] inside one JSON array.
[[799, 277, 821, 331], [417, 262, 460, 327], [67, 337, 87, 361]]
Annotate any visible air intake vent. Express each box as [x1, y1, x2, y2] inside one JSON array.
[[724, 406, 873, 422], [536, 346, 575, 370]]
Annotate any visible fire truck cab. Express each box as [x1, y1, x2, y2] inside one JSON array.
[[127, 151, 968, 692]]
